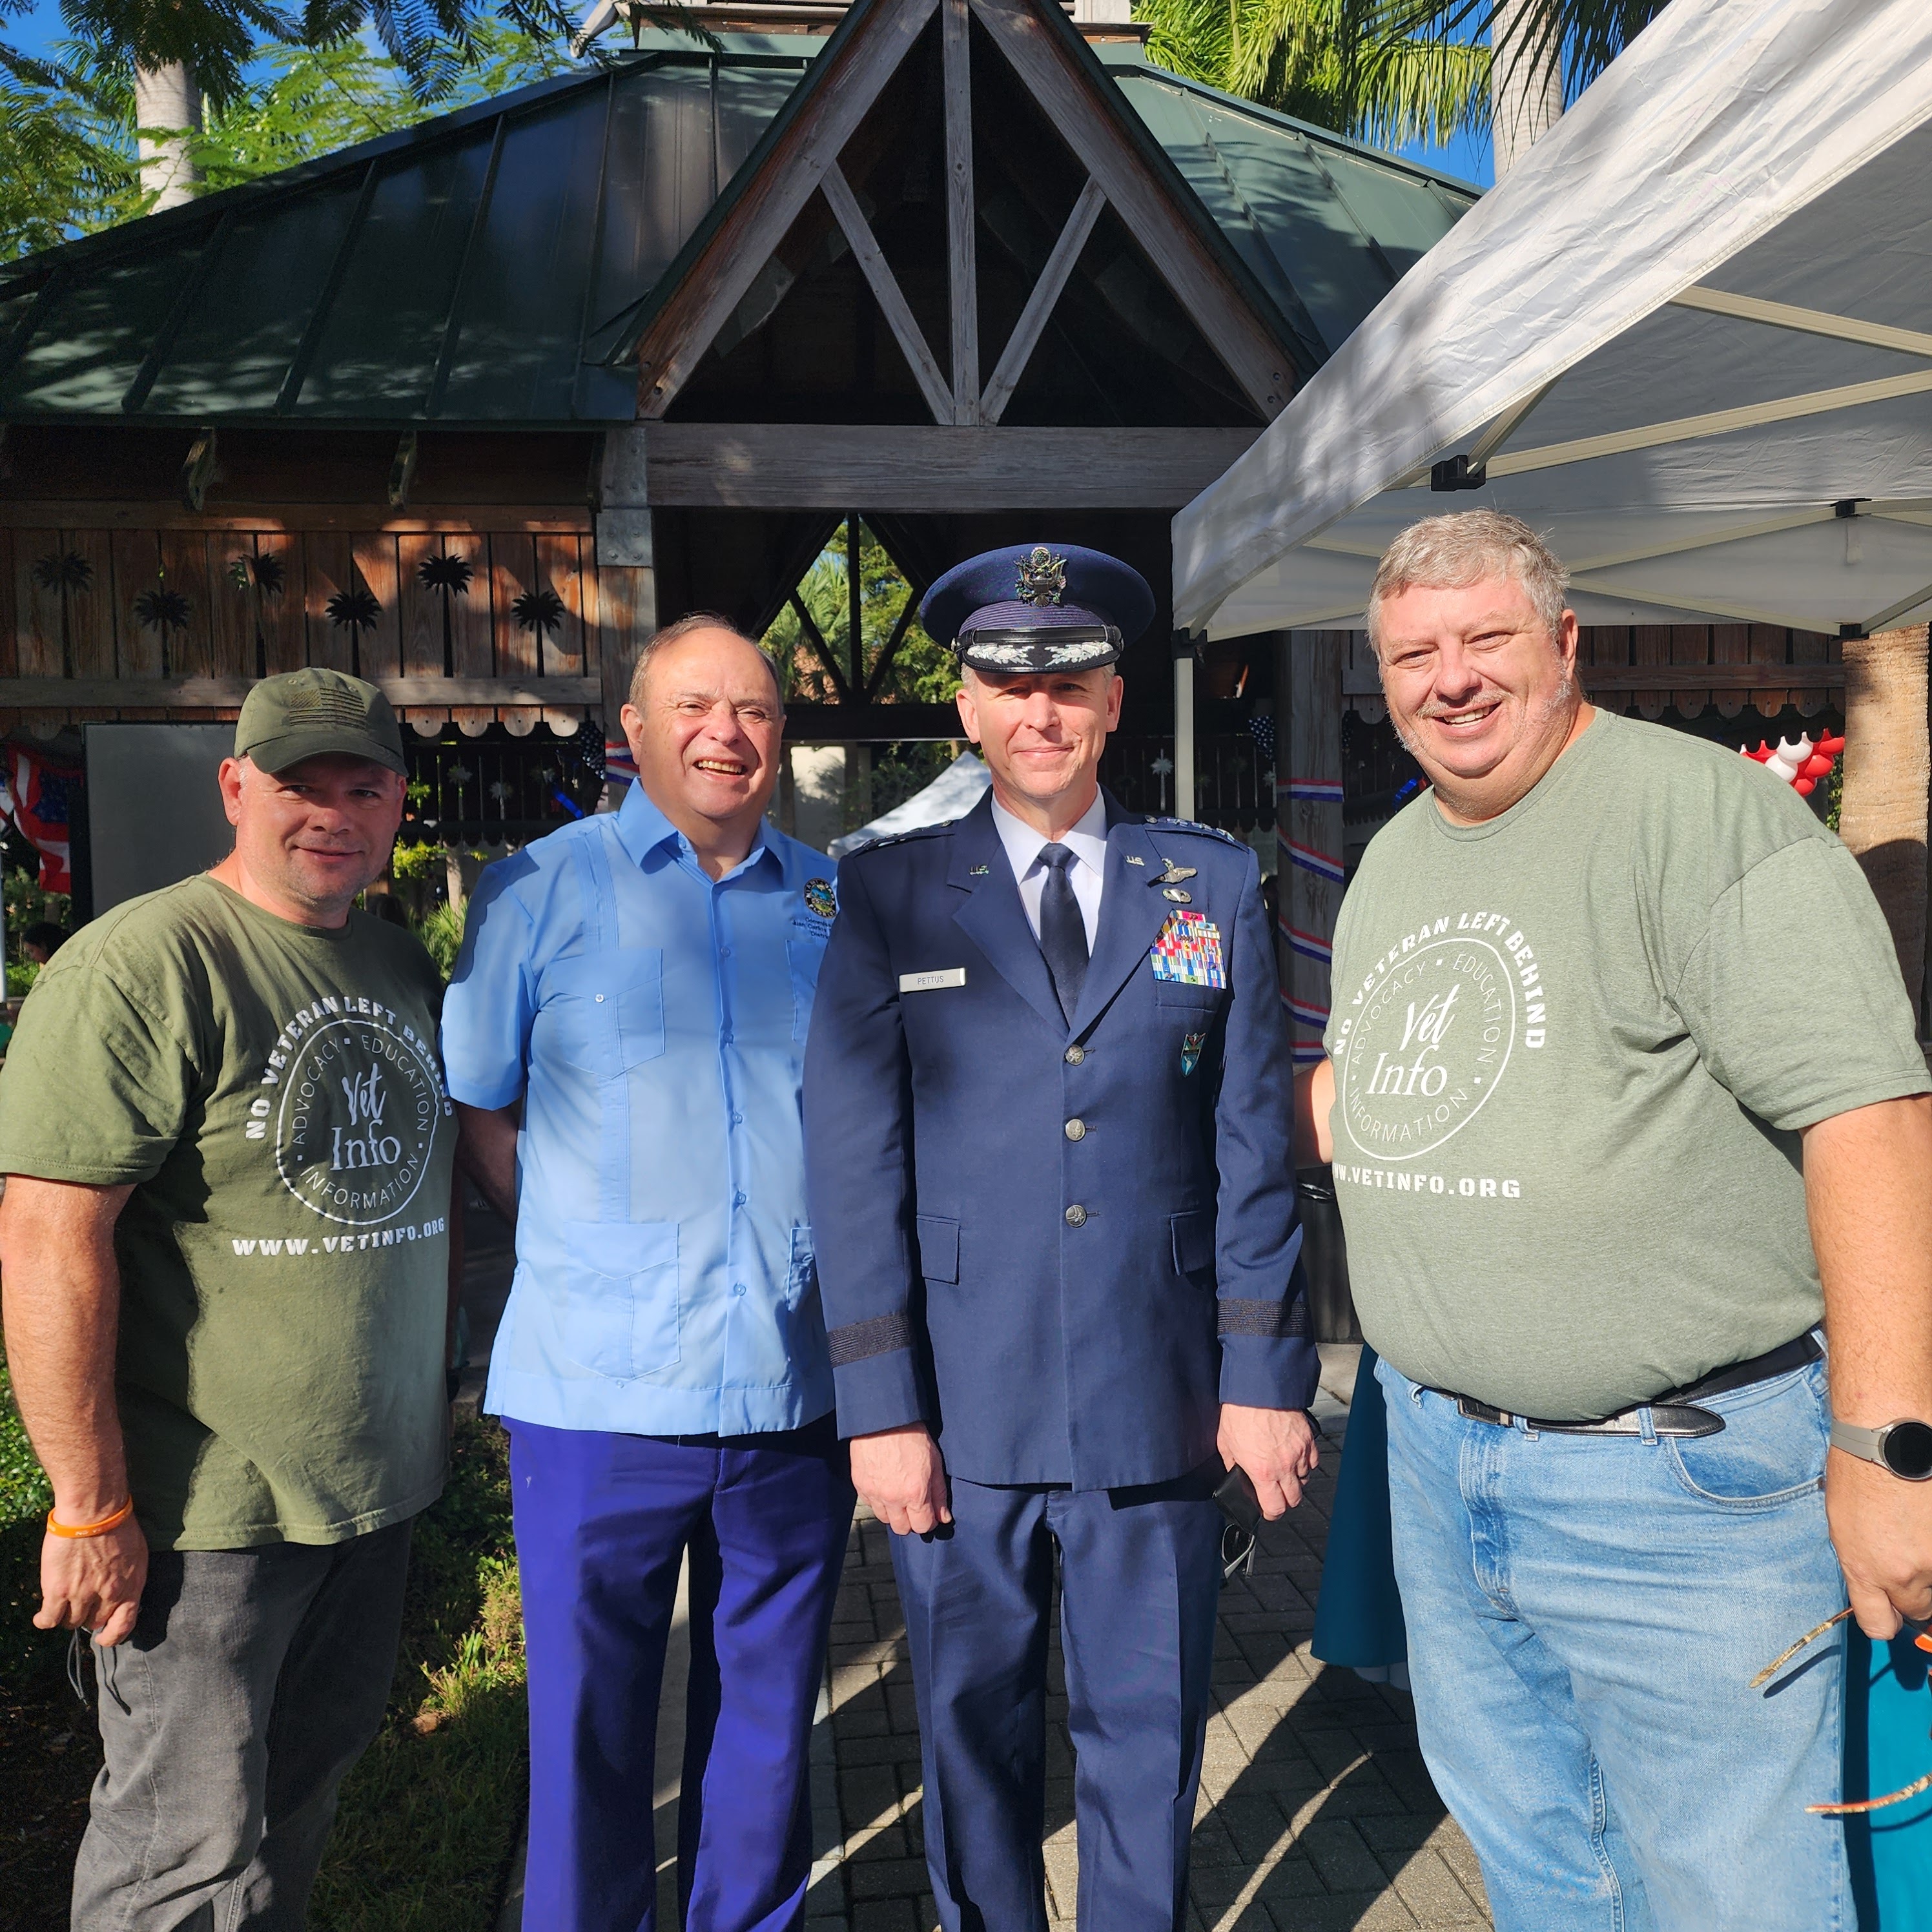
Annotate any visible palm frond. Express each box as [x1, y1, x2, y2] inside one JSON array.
[[1361, 0, 1667, 108]]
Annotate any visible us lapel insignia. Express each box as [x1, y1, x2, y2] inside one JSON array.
[[1162, 887, 1192, 903], [969, 863, 991, 876], [803, 878, 838, 919], [1181, 1030, 1207, 1076], [1124, 854, 1146, 867]]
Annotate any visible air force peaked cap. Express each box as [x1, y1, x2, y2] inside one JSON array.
[[920, 543, 1155, 675]]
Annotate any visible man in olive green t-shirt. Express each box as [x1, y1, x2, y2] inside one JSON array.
[[0, 670, 456, 1931], [1302, 513, 1932, 1930]]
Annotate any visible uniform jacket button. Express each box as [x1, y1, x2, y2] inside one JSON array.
[[1064, 1044, 1085, 1064], [1064, 1204, 1087, 1227], [1064, 1118, 1086, 1141]]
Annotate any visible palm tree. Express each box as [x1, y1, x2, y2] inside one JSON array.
[[326, 582, 380, 676], [1361, 1, 1669, 171], [30, 549, 93, 679], [1136, 0, 1489, 149], [418, 550, 473, 679]]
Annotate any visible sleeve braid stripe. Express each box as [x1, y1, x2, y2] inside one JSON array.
[[1217, 1297, 1312, 1340], [828, 1311, 916, 1367]]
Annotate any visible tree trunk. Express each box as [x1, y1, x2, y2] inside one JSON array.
[[1490, 0, 1563, 178], [134, 59, 203, 211], [1838, 626, 1929, 1013]]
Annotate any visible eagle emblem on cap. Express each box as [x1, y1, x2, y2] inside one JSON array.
[[1015, 546, 1067, 608]]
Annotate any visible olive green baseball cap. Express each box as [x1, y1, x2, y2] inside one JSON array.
[[234, 668, 407, 777]]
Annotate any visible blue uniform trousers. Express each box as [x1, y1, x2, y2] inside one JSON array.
[[509, 1418, 854, 1932], [890, 1472, 1224, 1932]]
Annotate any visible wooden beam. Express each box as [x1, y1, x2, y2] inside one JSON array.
[[638, 424, 1260, 508], [969, 0, 1291, 421], [1342, 663, 1846, 695], [941, 0, 980, 425], [819, 162, 955, 426], [783, 701, 962, 739], [632, 0, 941, 419], [0, 675, 601, 708], [0, 503, 593, 533], [980, 176, 1105, 425]]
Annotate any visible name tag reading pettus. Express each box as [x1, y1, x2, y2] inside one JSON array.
[[899, 968, 968, 993]]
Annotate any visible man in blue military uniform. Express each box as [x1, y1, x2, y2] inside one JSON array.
[[803, 545, 1320, 1930]]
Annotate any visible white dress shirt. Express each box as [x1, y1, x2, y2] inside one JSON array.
[[990, 788, 1109, 951]]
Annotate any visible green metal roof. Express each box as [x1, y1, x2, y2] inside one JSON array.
[[0, 29, 1475, 427]]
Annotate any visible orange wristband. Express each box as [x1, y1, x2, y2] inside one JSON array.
[[46, 1498, 134, 1538]]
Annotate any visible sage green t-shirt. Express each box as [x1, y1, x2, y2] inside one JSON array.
[[0, 875, 457, 1549], [1324, 710, 1930, 1419]]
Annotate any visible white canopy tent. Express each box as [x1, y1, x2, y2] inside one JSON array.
[[828, 750, 991, 857], [1171, 0, 1932, 642]]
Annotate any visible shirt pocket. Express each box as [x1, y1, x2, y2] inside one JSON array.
[[561, 1220, 679, 1381], [789, 921, 829, 1043], [786, 1224, 818, 1311], [542, 949, 666, 1076]]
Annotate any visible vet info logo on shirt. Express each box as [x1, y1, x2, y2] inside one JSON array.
[[235, 996, 454, 1251], [1330, 910, 1548, 1199]]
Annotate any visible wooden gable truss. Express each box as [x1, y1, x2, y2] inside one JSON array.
[[605, 0, 1308, 517]]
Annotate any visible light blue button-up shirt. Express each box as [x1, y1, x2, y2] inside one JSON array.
[[442, 783, 836, 1435]]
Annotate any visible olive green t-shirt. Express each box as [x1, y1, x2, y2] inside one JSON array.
[[0, 876, 456, 1549], [1324, 710, 1930, 1419]]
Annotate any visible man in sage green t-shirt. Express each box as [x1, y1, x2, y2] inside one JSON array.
[[1302, 513, 1932, 1931], [0, 669, 455, 1931]]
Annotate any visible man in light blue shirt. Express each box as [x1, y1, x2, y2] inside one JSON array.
[[444, 614, 852, 1932]]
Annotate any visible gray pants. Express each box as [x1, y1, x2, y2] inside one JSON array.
[[72, 1519, 413, 1932]]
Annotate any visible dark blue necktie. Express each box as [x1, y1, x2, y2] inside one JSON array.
[[1037, 843, 1088, 1025]]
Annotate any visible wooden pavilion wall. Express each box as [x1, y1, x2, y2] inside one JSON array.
[[0, 511, 657, 739], [1339, 622, 1844, 724]]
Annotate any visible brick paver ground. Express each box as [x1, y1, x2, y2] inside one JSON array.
[[801, 1399, 1492, 1932]]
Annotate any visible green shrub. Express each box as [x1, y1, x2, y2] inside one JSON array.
[[413, 900, 467, 980]]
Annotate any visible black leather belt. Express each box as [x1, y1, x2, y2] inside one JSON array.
[[1434, 1331, 1823, 1441]]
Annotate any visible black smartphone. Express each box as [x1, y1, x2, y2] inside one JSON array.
[[1214, 1464, 1262, 1583]]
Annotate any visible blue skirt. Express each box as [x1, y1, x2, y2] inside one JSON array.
[[1311, 1346, 1932, 1921]]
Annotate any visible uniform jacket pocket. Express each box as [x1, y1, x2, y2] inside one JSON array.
[[1170, 1208, 1215, 1277], [916, 1214, 960, 1284], [561, 1220, 679, 1381]]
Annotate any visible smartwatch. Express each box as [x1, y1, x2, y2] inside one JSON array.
[[1830, 1417, 1932, 1481]]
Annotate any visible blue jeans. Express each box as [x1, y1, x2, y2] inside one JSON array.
[[1379, 1353, 1849, 1932]]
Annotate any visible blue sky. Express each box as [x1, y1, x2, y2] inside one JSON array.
[[5, 0, 1495, 185]]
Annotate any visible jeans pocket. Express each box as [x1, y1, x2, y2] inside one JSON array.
[[1665, 1362, 1828, 1510], [561, 1220, 679, 1381]]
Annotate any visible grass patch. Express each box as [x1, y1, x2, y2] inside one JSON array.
[[1, 1348, 62, 1700], [0, 1356, 526, 1932], [311, 1413, 528, 1932]]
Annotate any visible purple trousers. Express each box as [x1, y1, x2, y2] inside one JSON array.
[[508, 1417, 854, 1932]]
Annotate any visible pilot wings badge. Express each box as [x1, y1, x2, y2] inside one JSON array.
[[1016, 547, 1067, 607]]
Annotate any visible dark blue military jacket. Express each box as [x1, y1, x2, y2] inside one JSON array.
[[803, 789, 1317, 1491]]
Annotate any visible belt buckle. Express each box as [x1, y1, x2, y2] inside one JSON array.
[[1456, 1397, 1512, 1426]]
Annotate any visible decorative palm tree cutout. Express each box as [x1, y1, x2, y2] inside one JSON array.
[[327, 584, 382, 679], [227, 551, 286, 678], [513, 586, 566, 642], [31, 551, 93, 679], [134, 585, 192, 676], [418, 552, 475, 678]]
